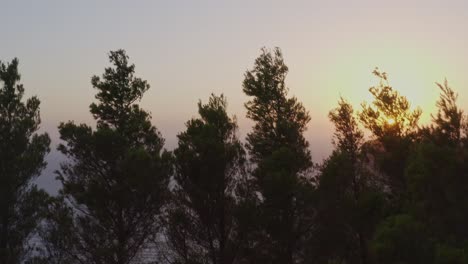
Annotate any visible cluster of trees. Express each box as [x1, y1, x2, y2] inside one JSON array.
[[1, 48, 468, 264]]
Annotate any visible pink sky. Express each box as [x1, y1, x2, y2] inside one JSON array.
[[2, 0, 468, 192]]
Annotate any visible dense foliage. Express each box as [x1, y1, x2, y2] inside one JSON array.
[[37, 50, 172, 264], [0, 59, 50, 264], [165, 94, 247, 264], [1, 48, 468, 263]]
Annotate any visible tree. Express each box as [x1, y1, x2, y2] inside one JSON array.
[[370, 214, 433, 264], [328, 98, 366, 263], [431, 80, 464, 144], [242, 47, 315, 263], [166, 94, 246, 264], [329, 98, 364, 162], [359, 68, 421, 203], [311, 98, 383, 264], [0, 58, 51, 263], [360, 69, 421, 140], [404, 80, 468, 254], [371, 80, 468, 264], [33, 197, 77, 264], [43, 50, 171, 264]]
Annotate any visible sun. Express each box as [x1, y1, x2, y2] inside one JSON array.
[[386, 118, 396, 125]]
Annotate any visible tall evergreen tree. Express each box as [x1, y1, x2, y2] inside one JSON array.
[[242, 48, 315, 263], [0, 58, 51, 263], [311, 98, 383, 264], [370, 80, 468, 264], [402, 80, 468, 262], [166, 94, 246, 264], [44, 50, 171, 264], [359, 68, 421, 203]]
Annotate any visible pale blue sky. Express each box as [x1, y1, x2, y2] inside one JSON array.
[[2, 0, 468, 193]]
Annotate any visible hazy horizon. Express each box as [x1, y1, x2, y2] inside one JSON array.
[[3, 0, 468, 193]]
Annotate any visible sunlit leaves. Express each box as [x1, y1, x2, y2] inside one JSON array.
[[360, 68, 422, 139]]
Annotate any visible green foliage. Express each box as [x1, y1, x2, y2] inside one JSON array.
[[242, 47, 315, 263], [360, 68, 421, 139], [0, 58, 51, 263], [404, 80, 468, 257], [42, 50, 171, 264], [312, 152, 361, 264], [359, 69, 422, 206], [372, 78, 468, 264], [370, 214, 433, 264], [33, 197, 77, 264], [243, 48, 311, 170], [329, 98, 364, 156], [4, 48, 468, 264], [432, 80, 464, 144], [310, 98, 384, 264], [166, 94, 246, 264], [434, 244, 468, 264]]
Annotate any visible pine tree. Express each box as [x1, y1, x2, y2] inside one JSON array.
[[311, 98, 383, 264], [401, 80, 468, 262], [166, 94, 246, 264], [431, 80, 464, 144], [0, 58, 51, 263], [242, 48, 315, 263], [44, 50, 171, 264], [360, 69, 421, 140], [359, 68, 421, 202]]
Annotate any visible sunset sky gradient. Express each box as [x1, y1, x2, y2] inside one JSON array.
[[2, 0, 468, 192]]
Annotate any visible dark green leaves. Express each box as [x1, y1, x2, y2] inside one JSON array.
[[168, 94, 246, 264], [44, 50, 170, 264], [90, 49, 150, 129], [0, 58, 50, 263]]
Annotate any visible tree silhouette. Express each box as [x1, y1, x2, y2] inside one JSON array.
[[2, 47, 468, 264], [359, 68, 422, 204], [370, 214, 433, 263], [431, 80, 464, 144], [43, 50, 171, 264], [0, 58, 51, 263], [242, 48, 315, 263], [400, 80, 468, 263], [360, 68, 421, 139], [166, 94, 246, 264], [310, 98, 384, 264]]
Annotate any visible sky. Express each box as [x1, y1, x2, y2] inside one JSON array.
[[2, 0, 468, 193]]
